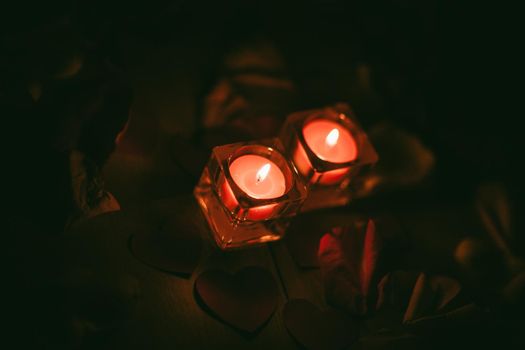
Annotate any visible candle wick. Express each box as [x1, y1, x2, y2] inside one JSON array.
[[326, 128, 339, 147], [256, 163, 271, 183]]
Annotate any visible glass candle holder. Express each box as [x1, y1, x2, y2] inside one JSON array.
[[280, 103, 378, 211], [194, 138, 307, 250]]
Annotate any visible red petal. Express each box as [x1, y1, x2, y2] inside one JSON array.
[[361, 219, 380, 296], [318, 224, 371, 315]]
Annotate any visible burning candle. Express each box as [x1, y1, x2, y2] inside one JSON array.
[[304, 119, 358, 163], [230, 156, 286, 199], [221, 155, 286, 220], [194, 140, 307, 249], [294, 117, 358, 185], [279, 104, 378, 211]]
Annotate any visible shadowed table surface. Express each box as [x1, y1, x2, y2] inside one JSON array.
[[69, 197, 295, 349], [64, 185, 477, 349]]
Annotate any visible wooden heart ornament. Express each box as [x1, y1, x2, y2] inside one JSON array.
[[194, 267, 278, 333], [283, 299, 358, 350]]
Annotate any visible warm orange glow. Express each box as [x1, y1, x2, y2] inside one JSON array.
[[256, 163, 271, 183], [325, 128, 339, 147]]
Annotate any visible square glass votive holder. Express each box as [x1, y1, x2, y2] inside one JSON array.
[[280, 103, 378, 212], [194, 138, 307, 250]]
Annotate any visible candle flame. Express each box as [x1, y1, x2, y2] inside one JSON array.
[[256, 163, 271, 183], [326, 128, 339, 147]]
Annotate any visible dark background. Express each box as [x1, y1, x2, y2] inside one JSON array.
[[2, 0, 520, 194]]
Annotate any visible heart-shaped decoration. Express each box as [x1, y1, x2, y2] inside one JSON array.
[[283, 299, 357, 350], [130, 217, 202, 277], [194, 267, 278, 333]]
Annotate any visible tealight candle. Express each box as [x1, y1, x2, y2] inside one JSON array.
[[230, 156, 286, 199], [295, 119, 358, 185], [280, 104, 378, 211], [194, 139, 307, 250], [221, 155, 286, 220]]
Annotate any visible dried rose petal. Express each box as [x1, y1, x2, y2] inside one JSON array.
[[318, 220, 381, 315]]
